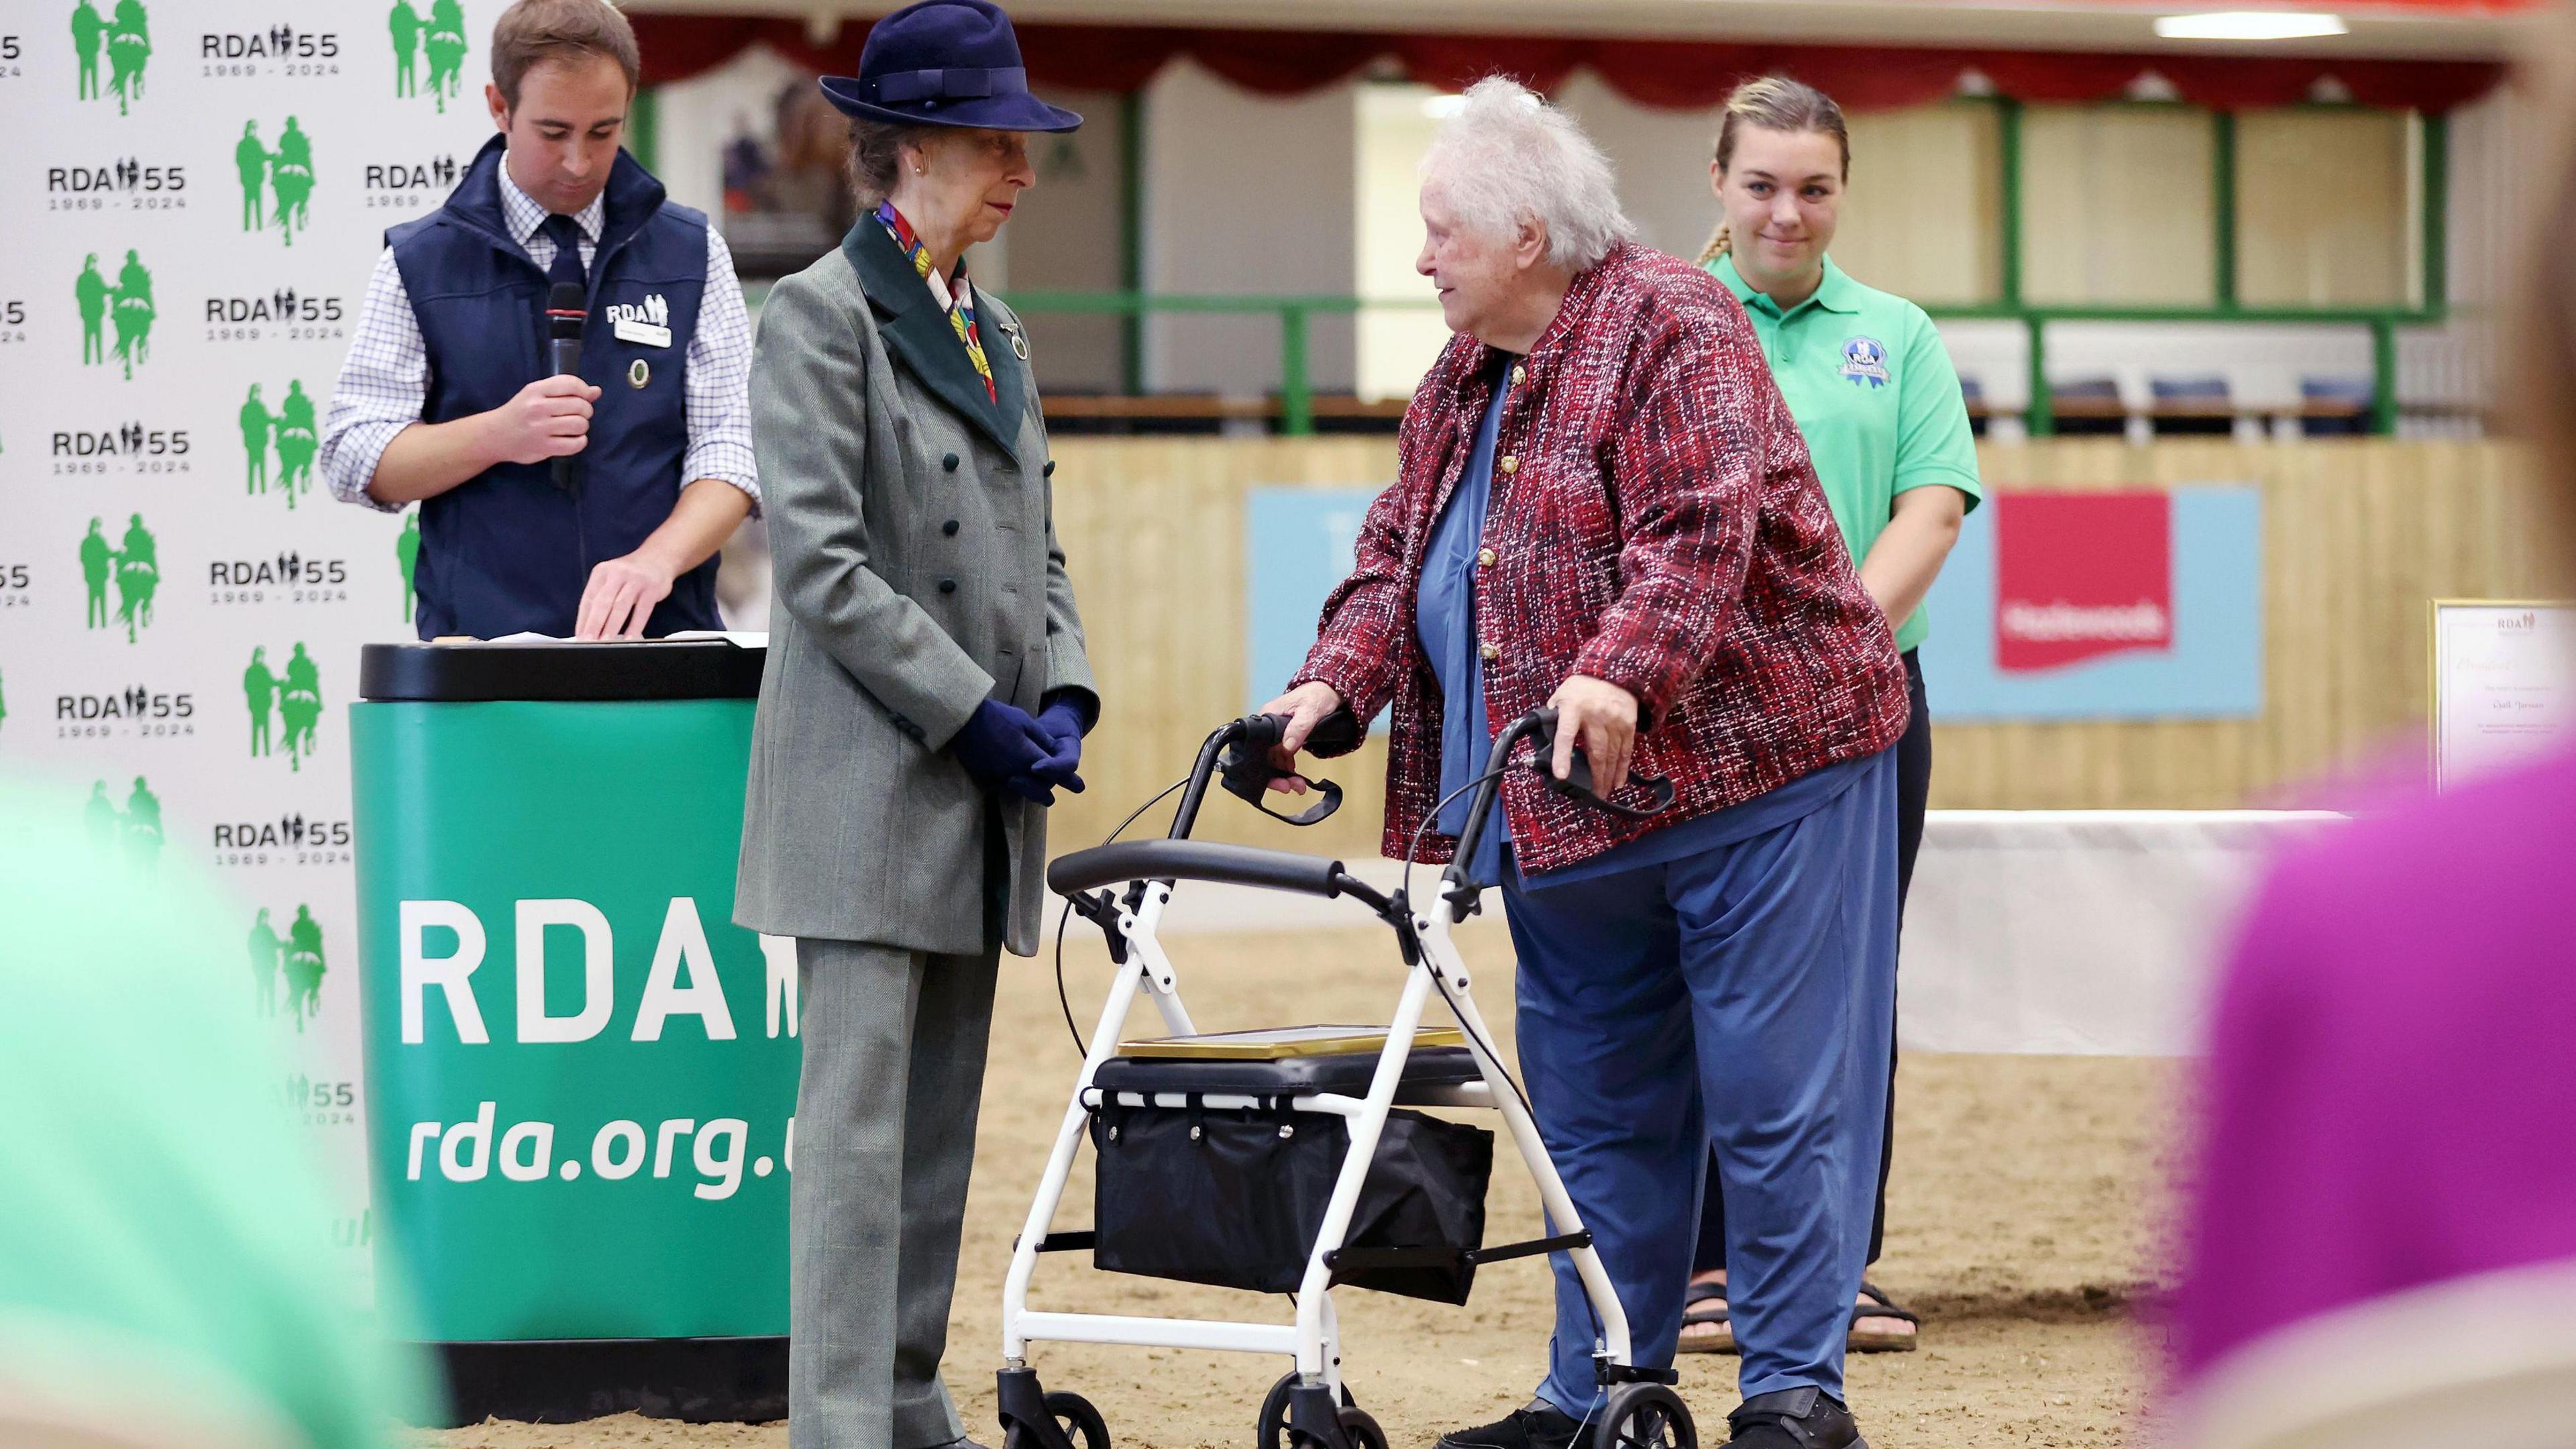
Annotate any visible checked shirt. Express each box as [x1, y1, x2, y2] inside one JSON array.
[[1291, 243, 1910, 874]]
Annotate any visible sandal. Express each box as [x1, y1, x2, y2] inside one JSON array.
[[1847, 1280, 1920, 1353], [1678, 1279, 1736, 1354]]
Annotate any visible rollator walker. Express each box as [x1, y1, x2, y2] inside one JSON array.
[[996, 706, 1699, 1449]]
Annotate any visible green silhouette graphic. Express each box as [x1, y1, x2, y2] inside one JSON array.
[[109, 248, 153, 380], [71, 0, 103, 101], [270, 116, 313, 247], [396, 513, 421, 622], [74, 254, 107, 367], [282, 905, 326, 1030], [278, 642, 321, 771], [422, 0, 466, 111], [235, 119, 268, 231], [243, 644, 275, 757], [248, 906, 280, 1017], [239, 382, 272, 494], [105, 0, 148, 116], [112, 511, 157, 643], [121, 775, 160, 873], [87, 777, 164, 873], [274, 380, 317, 506], [78, 517, 111, 629], [84, 780, 117, 851], [388, 0, 420, 99]]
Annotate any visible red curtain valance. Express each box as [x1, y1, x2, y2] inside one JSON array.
[[627, 15, 2506, 113]]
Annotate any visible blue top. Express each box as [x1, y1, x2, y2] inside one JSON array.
[[1417, 356, 1513, 884]]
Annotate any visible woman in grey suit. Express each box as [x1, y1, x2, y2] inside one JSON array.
[[733, 4, 1095, 1446]]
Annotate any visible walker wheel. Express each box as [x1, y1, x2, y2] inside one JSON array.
[[1254, 1373, 1357, 1449], [1589, 1383, 1695, 1449], [1334, 1406, 1391, 1449], [1008, 1390, 1109, 1449]]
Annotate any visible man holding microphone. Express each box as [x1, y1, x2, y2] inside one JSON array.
[[321, 0, 755, 640]]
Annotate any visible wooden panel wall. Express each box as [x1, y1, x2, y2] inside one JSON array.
[[1041, 437, 2556, 857]]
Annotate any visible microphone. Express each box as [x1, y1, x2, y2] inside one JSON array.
[[546, 281, 585, 494]]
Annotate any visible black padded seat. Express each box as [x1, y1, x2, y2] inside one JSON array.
[[1091, 1045, 1483, 1099]]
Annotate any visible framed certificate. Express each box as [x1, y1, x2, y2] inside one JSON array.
[[2429, 600, 2576, 789]]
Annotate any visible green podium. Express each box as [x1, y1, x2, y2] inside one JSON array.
[[352, 639, 793, 1424]]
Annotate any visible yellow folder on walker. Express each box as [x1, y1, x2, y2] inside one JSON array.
[[1118, 1025, 1468, 1060]]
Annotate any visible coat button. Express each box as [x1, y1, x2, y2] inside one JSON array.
[[1479, 641, 1500, 662], [1477, 547, 1496, 568], [1498, 455, 1518, 474], [943, 519, 961, 536], [1044, 460, 1057, 478], [1510, 366, 1526, 385], [943, 453, 960, 472], [938, 578, 958, 595]]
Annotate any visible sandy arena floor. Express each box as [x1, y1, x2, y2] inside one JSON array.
[[427, 916, 2182, 1449]]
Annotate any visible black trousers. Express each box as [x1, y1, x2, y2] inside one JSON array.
[[1693, 649, 1929, 1274]]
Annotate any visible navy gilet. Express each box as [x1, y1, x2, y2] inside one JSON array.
[[386, 134, 719, 639]]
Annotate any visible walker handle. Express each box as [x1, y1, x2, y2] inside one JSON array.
[[1218, 709, 1362, 826]]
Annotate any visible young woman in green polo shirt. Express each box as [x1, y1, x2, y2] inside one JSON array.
[[1678, 75, 1982, 1358]]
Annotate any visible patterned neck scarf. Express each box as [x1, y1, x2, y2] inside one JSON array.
[[876, 201, 996, 404]]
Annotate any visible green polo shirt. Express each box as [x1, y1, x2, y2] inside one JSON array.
[[1710, 254, 1983, 653]]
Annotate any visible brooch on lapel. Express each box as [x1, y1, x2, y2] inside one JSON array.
[[628, 358, 651, 388], [996, 317, 1029, 360]]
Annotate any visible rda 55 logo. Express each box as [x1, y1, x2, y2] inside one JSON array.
[[200, 21, 340, 78], [52, 419, 191, 478], [0, 32, 24, 82], [212, 810, 354, 869], [0, 297, 28, 346], [240, 642, 325, 772], [0, 560, 32, 611], [54, 682, 195, 742], [205, 286, 345, 345], [46, 158, 187, 215], [365, 152, 460, 213], [209, 550, 350, 607]]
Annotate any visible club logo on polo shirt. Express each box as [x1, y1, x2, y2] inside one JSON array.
[[1839, 335, 1890, 390]]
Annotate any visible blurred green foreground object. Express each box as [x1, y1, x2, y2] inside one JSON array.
[[0, 775, 436, 1449]]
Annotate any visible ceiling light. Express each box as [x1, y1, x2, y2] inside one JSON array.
[[2153, 11, 2349, 40]]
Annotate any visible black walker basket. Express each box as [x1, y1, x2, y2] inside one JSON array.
[[1084, 1049, 1496, 1305]]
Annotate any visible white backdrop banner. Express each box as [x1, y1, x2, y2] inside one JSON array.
[[0, 0, 505, 1297]]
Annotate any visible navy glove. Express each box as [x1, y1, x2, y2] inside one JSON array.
[[1008, 696, 1091, 805], [949, 699, 1054, 786]]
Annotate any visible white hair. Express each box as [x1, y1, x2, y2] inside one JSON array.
[[1419, 77, 1635, 271]]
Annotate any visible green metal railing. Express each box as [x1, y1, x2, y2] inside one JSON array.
[[999, 98, 2453, 437], [998, 290, 2440, 438]]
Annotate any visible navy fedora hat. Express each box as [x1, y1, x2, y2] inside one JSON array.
[[819, 0, 1081, 133]]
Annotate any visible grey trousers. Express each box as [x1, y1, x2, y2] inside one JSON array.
[[791, 936, 1000, 1449]]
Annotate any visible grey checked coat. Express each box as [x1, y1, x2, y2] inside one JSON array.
[[734, 222, 1095, 958]]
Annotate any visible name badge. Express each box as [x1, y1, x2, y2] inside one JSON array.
[[613, 317, 672, 348]]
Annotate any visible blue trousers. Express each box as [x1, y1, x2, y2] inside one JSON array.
[[1501, 752, 1898, 1411]]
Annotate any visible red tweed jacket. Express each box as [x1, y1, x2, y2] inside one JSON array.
[[1289, 243, 1909, 873]]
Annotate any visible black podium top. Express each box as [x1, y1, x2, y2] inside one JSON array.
[[360, 639, 767, 702]]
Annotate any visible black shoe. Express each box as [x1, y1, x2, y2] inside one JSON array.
[[1725, 1387, 1866, 1448], [1436, 1400, 1586, 1449]]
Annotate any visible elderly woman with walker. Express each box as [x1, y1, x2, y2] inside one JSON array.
[[731, 3, 1096, 1446], [1263, 79, 1909, 1449], [1676, 76, 1983, 1360]]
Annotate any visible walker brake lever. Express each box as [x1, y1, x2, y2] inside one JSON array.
[[1525, 711, 1676, 821], [1220, 710, 1360, 826]]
